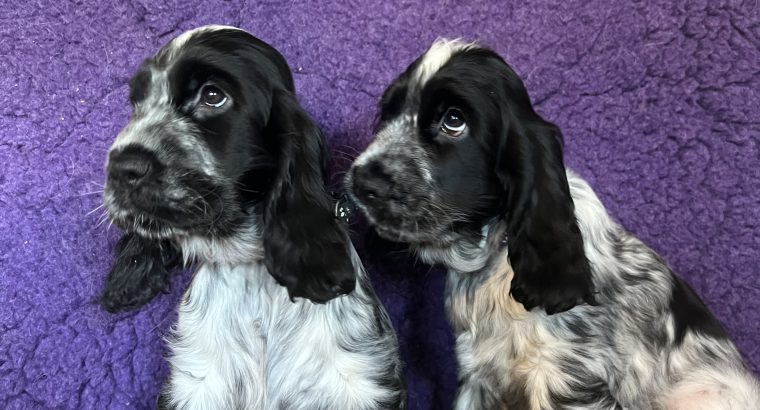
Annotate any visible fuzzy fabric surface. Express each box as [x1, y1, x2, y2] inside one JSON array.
[[1, 0, 758, 408]]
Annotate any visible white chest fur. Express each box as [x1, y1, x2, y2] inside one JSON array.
[[164, 259, 399, 410]]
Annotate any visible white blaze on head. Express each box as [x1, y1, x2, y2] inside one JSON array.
[[414, 38, 478, 86], [161, 25, 247, 63]]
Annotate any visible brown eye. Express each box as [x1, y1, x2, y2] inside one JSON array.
[[201, 85, 227, 108], [441, 108, 466, 137]]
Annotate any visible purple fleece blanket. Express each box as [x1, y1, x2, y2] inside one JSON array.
[[1, 0, 758, 408]]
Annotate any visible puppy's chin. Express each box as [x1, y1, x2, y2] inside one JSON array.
[[360, 209, 452, 245], [107, 208, 184, 241], [373, 224, 435, 244], [348, 191, 452, 245], [103, 178, 231, 240], [104, 195, 213, 241]]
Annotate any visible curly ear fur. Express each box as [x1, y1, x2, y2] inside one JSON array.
[[494, 65, 596, 314], [262, 88, 355, 303], [100, 233, 180, 313]]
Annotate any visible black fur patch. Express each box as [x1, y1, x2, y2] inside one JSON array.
[[670, 275, 727, 344], [128, 66, 151, 105], [261, 89, 356, 303], [99, 233, 180, 313]]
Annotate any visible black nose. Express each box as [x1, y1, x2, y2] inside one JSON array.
[[351, 160, 392, 202], [108, 147, 158, 187]]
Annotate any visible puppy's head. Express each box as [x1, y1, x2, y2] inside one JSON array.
[[102, 26, 354, 310], [348, 39, 594, 313], [105, 26, 290, 239]]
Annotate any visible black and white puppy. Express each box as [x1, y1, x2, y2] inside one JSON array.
[[101, 26, 405, 409], [348, 39, 759, 409]]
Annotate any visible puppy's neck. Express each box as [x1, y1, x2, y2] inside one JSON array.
[[439, 222, 533, 327], [177, 221, 263, 266], [416, 220, 507, 274]]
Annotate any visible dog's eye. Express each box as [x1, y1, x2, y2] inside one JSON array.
[[441, 108, 466, 137], [200, 86, 227, 108]]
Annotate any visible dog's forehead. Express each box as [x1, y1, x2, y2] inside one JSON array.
[[131, 26, 252, 107], [380, 39, 481, 123], [126, 26, 243, 108], [412, 38, 478, 88], [155, 25, 246, 66]]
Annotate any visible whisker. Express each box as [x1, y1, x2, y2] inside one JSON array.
[[332, 145, 362, 157], [330, 152, 357, 162], [96, 215, 109, 228], [74, 190, 105, 197], [86, 203, 105, 216]]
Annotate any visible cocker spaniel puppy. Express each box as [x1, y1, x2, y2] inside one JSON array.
[[100, 26, 405, 409], [347, 39, 759, 409]]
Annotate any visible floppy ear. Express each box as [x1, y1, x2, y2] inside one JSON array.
[[495, 74, 596, 314], [261, 88, 356, 303], [100, 233, 180, 313]]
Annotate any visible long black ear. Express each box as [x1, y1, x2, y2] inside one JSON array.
[[100, 233, 180, 313], [261, 88, 355, 303], [495, 71, 596, 314]]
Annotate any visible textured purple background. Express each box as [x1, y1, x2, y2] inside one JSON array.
[[1, 0, 758, 408]]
